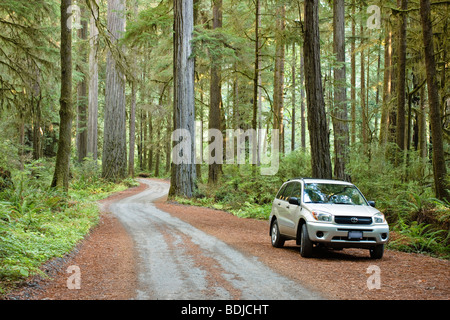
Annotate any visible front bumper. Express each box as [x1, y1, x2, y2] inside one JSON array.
[[306, 221, 389, 249]]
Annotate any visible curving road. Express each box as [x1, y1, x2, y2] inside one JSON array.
[[110, 179, 323, 300]]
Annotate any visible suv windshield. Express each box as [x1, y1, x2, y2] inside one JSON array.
[[303, 183, 368, 206]]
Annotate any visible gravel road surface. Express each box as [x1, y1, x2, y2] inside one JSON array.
[[111, 179, 323, 300]]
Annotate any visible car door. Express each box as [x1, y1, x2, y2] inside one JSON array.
[[272, 183, 287, 228], [276, 182, 295, 235], [285, 182, 302, 237]]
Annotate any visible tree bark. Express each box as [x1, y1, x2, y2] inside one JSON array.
[[418, 83, 427, 159], [350, 0, 356, 146], [77, 6, 88, 163], [129, 81, 136, 177], [291, 42, 296, 152], [360, 5, 368, 147], [380, 19, 392, 145], [128, 0, 139, 178], [300, 51, 306, 149], [420, 0, 449, 201], [273, 3, 286, 155], [208, 0, 222, 184], [87, 4, 99, 161], [51, 0, 73, 192], [396, 0, 408, 153], [253, 0, 261, 164], [332, 0, 350, 181], [102, 0, 127, 181], [303, 0, 332, 179], [169, 0, 197, 198]]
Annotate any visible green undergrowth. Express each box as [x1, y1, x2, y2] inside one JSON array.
[[0, 159, 132, 296]]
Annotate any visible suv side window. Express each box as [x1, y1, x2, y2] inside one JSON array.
[[281, 182, 295, 201], [290, 182, 302, 199], [276, 184, 287, 200]]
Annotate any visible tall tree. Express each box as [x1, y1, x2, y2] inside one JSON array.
[[300, 50, 306, 149], [273, 2, 286, 154], [102, 0, 127, 181], [380, 15, 392, 146], [332, 0, 350, 180], [396, 0, 408, 153], [51, 0, 73, 192], [169, 0, 197, 198], [291, 42, 296, 152], [128, 0, 139, 178], [350, 0, 356, 146], [76, 5, 88, 163], [419, 0, 449, 201], [87, 3, 99, 160], [303, 0, 332, 179], [360, 4, 368, 147], [253, 0, 261, 163], [208, 0, 223, 184]]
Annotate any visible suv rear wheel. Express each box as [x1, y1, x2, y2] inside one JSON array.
[[271, 220, 285, 248], [299, 223, 314, 258]]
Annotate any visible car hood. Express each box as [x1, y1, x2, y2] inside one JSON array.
[[303, 203, 380, 217]]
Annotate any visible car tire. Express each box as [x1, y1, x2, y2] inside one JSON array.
[[370, 245, 384, 259], [299, 223, 313, 258], [271, 220, 285, 248]]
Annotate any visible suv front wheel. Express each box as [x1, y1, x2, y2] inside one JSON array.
[[299, 223, 314, 258], [370, 244, 384, 259]]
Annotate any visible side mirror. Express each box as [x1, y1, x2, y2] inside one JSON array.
[[288, 197, 300, 206], [368, 201, 376, 207]]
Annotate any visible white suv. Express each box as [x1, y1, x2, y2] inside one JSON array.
[[269, 178, 389, 259]]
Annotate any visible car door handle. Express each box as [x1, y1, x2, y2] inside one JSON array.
[[286, 205, 290, 209], [278, 203, 281, 206]]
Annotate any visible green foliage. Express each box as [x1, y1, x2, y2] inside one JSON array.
[[176, 150, 312, 220], [346, 144, 449, 258], [0, 159, 130, 295], [389, 219, 449, 258]]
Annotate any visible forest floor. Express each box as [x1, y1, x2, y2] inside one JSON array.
[[5, 179, 450, 300]]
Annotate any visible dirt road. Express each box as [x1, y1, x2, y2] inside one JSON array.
[[111, 179, 323, 300], [7, 178, 449, 300]]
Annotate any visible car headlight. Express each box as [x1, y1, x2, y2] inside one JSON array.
[[312, 210, 333, 222], [373, 212, 385, 224]]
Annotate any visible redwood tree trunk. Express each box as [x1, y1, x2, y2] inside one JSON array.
[[420, 0, 449, 201], [360, 5, 368, 147], [396, 0, 408, 152], [87, 4, 99, 161], [380, 19, 392, 145], [102, 0, 127, 181], [303, 0, 332, 179], [51, 0, 73, 192], [169, 0, 197, 198], [332, 0, 349, 181], [273, 3, 285, 154], [77, 6, 88, 163], [208, 0, 222, 184], [350, 0, 356, 146]]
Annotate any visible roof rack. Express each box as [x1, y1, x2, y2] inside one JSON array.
[[286, 177, 342, 182], [286, 177, 309, 181]]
